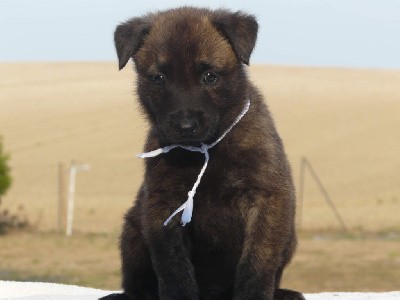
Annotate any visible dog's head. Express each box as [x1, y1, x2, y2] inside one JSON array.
[[115, 7, 258, 145]]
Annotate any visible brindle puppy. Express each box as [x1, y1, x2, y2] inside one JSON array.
[[101, 7, 304, 300]]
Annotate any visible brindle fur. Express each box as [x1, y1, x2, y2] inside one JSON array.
[[101, 7, 304, 300]]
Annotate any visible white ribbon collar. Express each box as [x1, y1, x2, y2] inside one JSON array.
[[137, 100, 251, 226]]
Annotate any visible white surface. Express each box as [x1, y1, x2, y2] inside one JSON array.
[[0, 281, 113, 300], [305, 291, 400, 300], [0, 281, 399, 300]]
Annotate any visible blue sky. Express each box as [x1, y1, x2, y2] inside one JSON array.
[[1, 0, 399, 69]]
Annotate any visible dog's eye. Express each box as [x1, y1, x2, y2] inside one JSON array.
[[202, 72, 219, 85], [149, 74, 166, 85]]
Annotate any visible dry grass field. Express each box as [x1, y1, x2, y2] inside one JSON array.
[[0, 62, 399, 292], [1, 231, 399, 292]]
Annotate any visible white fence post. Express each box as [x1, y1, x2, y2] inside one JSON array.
[[66, 161, 90, 237]]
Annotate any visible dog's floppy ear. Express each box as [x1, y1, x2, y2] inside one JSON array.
[[212, 10, 258, 65], [114, 17, 152, 70]]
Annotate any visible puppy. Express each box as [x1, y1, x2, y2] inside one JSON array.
[[102, 7, 304, 300]]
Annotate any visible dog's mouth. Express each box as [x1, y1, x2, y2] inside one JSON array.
[[161, 128, 218, 146], [158, 122, 218, 146]]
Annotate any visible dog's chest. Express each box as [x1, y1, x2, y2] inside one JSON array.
[[161, 150, 249, 247], [189, 192, 245, 284], [188, 154, 248, 244], [190, 174, 247, 254], [191, 199, 244, 247]]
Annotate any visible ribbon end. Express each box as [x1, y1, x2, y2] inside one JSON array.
[[137, 148, 164, 158], [180, 198, 193, 226], [180, 215, 192, 226]]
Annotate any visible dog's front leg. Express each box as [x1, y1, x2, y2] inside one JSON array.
[[233, 193, 294, 300], [142, 195, 199, 300]]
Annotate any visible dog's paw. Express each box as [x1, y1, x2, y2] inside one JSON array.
[[98, 293, 131, 300], [274, 288, 305, 300]]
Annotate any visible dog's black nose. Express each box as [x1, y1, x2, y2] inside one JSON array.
[[175, 116, 199, 137]]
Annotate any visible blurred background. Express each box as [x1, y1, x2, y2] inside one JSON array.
[[0, 0, 399, 293]]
